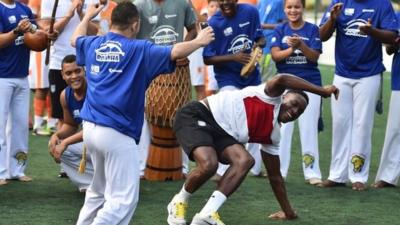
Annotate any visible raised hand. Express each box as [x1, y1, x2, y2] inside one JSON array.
[[330, 3, 343, 21], [286, 34, 302, 49], [196, 26, 215, 47]]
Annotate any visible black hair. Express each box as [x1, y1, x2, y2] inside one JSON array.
[[61, 54, 76, 67], [286, 89, 309, 104], [284, 0, 306, 7], [111, 1, 139, 30]]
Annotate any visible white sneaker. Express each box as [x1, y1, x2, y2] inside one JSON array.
[[191, 212, 225, 225], [167, 195, 188, 225]]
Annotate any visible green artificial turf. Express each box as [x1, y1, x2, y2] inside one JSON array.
[[0, 65, 399, 225]]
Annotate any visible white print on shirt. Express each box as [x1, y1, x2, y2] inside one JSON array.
[[362, 9, 375, 13], [165, 14, 177, 19], [224, 27, 233, 36], [344, 8, 355, 16], [90, 65, 99, 75], [95, 41, 125, 62], [239, 21, 250, 28], [73, 109, 80, 119], [149, 15, 158, 24], [344, 19, 368, 38], [15, 36, 24, 46], [151, 25, 178, 45], [8, 15, 16, 23], [228, 34, 252, 54], [286, 49, 307, 64]]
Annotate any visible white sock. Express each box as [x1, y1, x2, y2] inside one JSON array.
[[175, 184, 191, 202], [199, 190, 227, 215], [47, 118, 58, 128], [33, 116, 44, 129]]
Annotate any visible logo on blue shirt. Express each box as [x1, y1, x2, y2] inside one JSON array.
[[228, 34, 252, 54], [344, 19, 368, 38], [95, 41, 125, 62]]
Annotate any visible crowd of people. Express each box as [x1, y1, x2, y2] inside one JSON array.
[[0, 0, 399, 224]]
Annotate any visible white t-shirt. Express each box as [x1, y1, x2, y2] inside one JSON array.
[[207, 83, 282, 155], [41, 0, 96, 70]]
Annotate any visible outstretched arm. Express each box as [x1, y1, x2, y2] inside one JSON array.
[[170, 26, 215, 61], [71, 4, 104, 47], [261, 151, 297, 220], [265, 74, 339, 99]]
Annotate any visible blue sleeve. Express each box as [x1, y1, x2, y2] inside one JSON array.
[[270, 25, 282, 49], [278, 0, 286, 22], [319, 0, 338, 27], [145, 41, 176, 80], [378, 1, 399, 33], [203, 38, 217, 58], [309, 25, 322, 53], [75, 36, 93, 66]]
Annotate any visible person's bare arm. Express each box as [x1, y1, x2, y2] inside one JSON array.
[[184, 23, 197, 41], [270, 46, 294, 62], [265, 74, 339, 98], [71, 4, 104, 47], [0, 19, 32, 48], [359, 19, 398, 45], [319, 3, 342, 42], [48, 90, 80, 160], [295, 36, 320, 63], [171, 26, 214, 61], [261, 151, 297, 220]]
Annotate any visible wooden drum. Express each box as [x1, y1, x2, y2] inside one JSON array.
[[144, 59, 191, 181]]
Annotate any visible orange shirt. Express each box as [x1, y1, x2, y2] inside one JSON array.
[[238, 0, 258, 5], [191, 0, 208, 14]]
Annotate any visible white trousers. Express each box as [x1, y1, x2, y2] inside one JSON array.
[[139, 119, 189, 176], [328, 74, 380, 183], [279, 92, 322, 180], [61, 142, 94, 191], [0, 77, 29, 179], [375, 91, 400, 185], [77, 122, 140, 225], [216, 85, 262, 176]]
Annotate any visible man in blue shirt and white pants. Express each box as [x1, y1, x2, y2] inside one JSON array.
[[319, 0, 399, 191], [71, 2, 215, 224]]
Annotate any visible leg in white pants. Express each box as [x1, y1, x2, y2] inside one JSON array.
[[0, 78, 29, 179], [329, 75, 380, 183], [375, 91, 400, 185], [279, 92, 322, 180], [138, 119, 150, 177], [348, 75, 380, 183], [298, 93, 322, 180], [77, 122, 140, 225], [61, 142, 94, 191]]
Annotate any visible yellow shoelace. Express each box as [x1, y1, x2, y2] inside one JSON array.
[[175, 202, 188, 219]]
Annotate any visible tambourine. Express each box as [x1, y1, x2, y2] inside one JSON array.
[[240, 46, 262, 78]]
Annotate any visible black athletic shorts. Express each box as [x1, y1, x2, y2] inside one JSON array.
[[49, 69, 67, 119], [173, 101, 240, 162]]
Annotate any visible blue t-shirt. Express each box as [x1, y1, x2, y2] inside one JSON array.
[[203, 4, 263, 89], [320, 0, 399, 79], [271, 22, 322, 86], [76, 32, 175, 142], [65, 86, 85, 125], [257, 0, 285, 54], [392, 12, 400, 91], [0, 1, 34, 78]]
